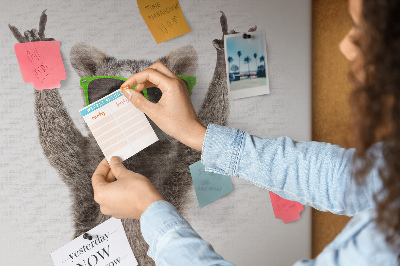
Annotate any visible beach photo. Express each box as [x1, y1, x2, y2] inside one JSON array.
[[224, 31, 270, 99]]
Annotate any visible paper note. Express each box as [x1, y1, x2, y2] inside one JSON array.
[[189, 161, 233, 208], [79, 90, 158, 162], [269, 191, 304, 224], [51, 218, 137, 266], [14, 41, 66, 90], [137, 0, 191, 44]]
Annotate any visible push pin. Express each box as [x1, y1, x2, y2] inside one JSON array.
[[83, 233, 93, 240], [243, 34, 251, 39]]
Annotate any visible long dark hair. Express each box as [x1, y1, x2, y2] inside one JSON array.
[[350, 0, 400, 253]]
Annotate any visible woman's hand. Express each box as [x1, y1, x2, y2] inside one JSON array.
[[92, 157, 164, 220], [120, 61, 206, 152]]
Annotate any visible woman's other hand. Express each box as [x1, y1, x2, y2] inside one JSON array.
[[92, 157, 164, 220]]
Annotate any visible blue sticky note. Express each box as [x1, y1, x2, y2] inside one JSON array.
[[189, 161, 233, 208]]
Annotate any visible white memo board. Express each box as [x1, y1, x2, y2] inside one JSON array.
[[0, 0, 311, 265]]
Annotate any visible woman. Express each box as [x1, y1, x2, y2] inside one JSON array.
[[91, 0, 400, 264]]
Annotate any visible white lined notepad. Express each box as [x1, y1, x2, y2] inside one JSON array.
[[79, 90, 158, 162]]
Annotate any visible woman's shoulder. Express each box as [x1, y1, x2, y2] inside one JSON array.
[[323, 209, 399, 265]]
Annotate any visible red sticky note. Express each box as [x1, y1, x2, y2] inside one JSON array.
[[269, 191, 304, 224], [14, 41, 66, 90]]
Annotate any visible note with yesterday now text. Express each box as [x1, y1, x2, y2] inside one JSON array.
[[51, 218, 137, 266], [137, 0, 191, 44]]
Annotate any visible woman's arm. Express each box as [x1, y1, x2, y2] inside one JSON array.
[[92, 158, 234, 266], [140, 201, 234, 266], [201, 124, 383, 216], [118, 62, 382, 216]]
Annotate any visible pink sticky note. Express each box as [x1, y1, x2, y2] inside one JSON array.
[[14, 41, 66, 90], [269, 191, 304, 224]]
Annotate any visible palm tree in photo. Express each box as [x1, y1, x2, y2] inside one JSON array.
[[244, 56, 252, 78], [253, 53, 258, 73], [237, 51, 242, 77], [228, 56, 234, 73], [260, 55, 265, 71], [231, 64, 239, 72]]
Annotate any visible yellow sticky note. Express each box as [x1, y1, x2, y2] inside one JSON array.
[[137, 0, 191, 44]]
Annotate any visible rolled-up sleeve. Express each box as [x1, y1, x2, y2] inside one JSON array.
[[201, 124, 382, 216], [140, 200, 234, 266]]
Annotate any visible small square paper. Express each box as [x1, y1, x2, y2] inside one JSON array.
[[14, 41, 67, 90], [79, 90, 158, 162]]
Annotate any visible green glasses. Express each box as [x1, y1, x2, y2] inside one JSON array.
[[80, 75, 196, 106]]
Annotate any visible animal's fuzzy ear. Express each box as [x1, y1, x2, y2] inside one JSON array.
[[163, 45, 198, 76], [70, 42, 109, 78]]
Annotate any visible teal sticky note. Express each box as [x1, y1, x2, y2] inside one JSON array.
[[189, 161, 233, 208]]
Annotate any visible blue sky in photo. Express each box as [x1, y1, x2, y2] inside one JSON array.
[[226, 32, 267, 73]]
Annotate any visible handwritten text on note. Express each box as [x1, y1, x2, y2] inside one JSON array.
[[137, 0, 191, 44], [14, 41, 67, 90], [189, 161, 233, 208]]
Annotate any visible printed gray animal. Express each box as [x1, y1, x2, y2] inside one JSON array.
[[9, 10, 256, 265]]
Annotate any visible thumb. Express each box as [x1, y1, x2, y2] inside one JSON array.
[[122, 88, 154, 114], [109, 156, 128, 178], [92, 158, 111, 188]]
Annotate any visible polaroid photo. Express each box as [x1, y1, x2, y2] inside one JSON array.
[[224, 31, 270, 100]]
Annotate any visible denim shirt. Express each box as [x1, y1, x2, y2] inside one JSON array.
[[140, 124, 399, 265]]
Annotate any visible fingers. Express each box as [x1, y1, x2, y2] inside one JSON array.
[[124, 61, 178, 93], [109, 156, 129, 179], [92, 158, 111, 188], [24, 30, 39, 42], [220, 11, 228, 35], [8, 9, 50, 44], [147, 61, 177, 79], [24, 31, 31, 42], [39, 9, 47, 40], [136, 81, 156, 92], [105, 168, 116, 183], [121, 68, 174, 93], [119, 61, 183, 116], [31, 29, 41, 42], [121, 88, 156, 115], [8, 24, 27, 43]]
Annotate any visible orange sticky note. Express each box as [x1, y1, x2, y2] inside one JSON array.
[[14, 41, 66, 90], [137, 0, 191, 44], [269, 191, 304, 224]]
